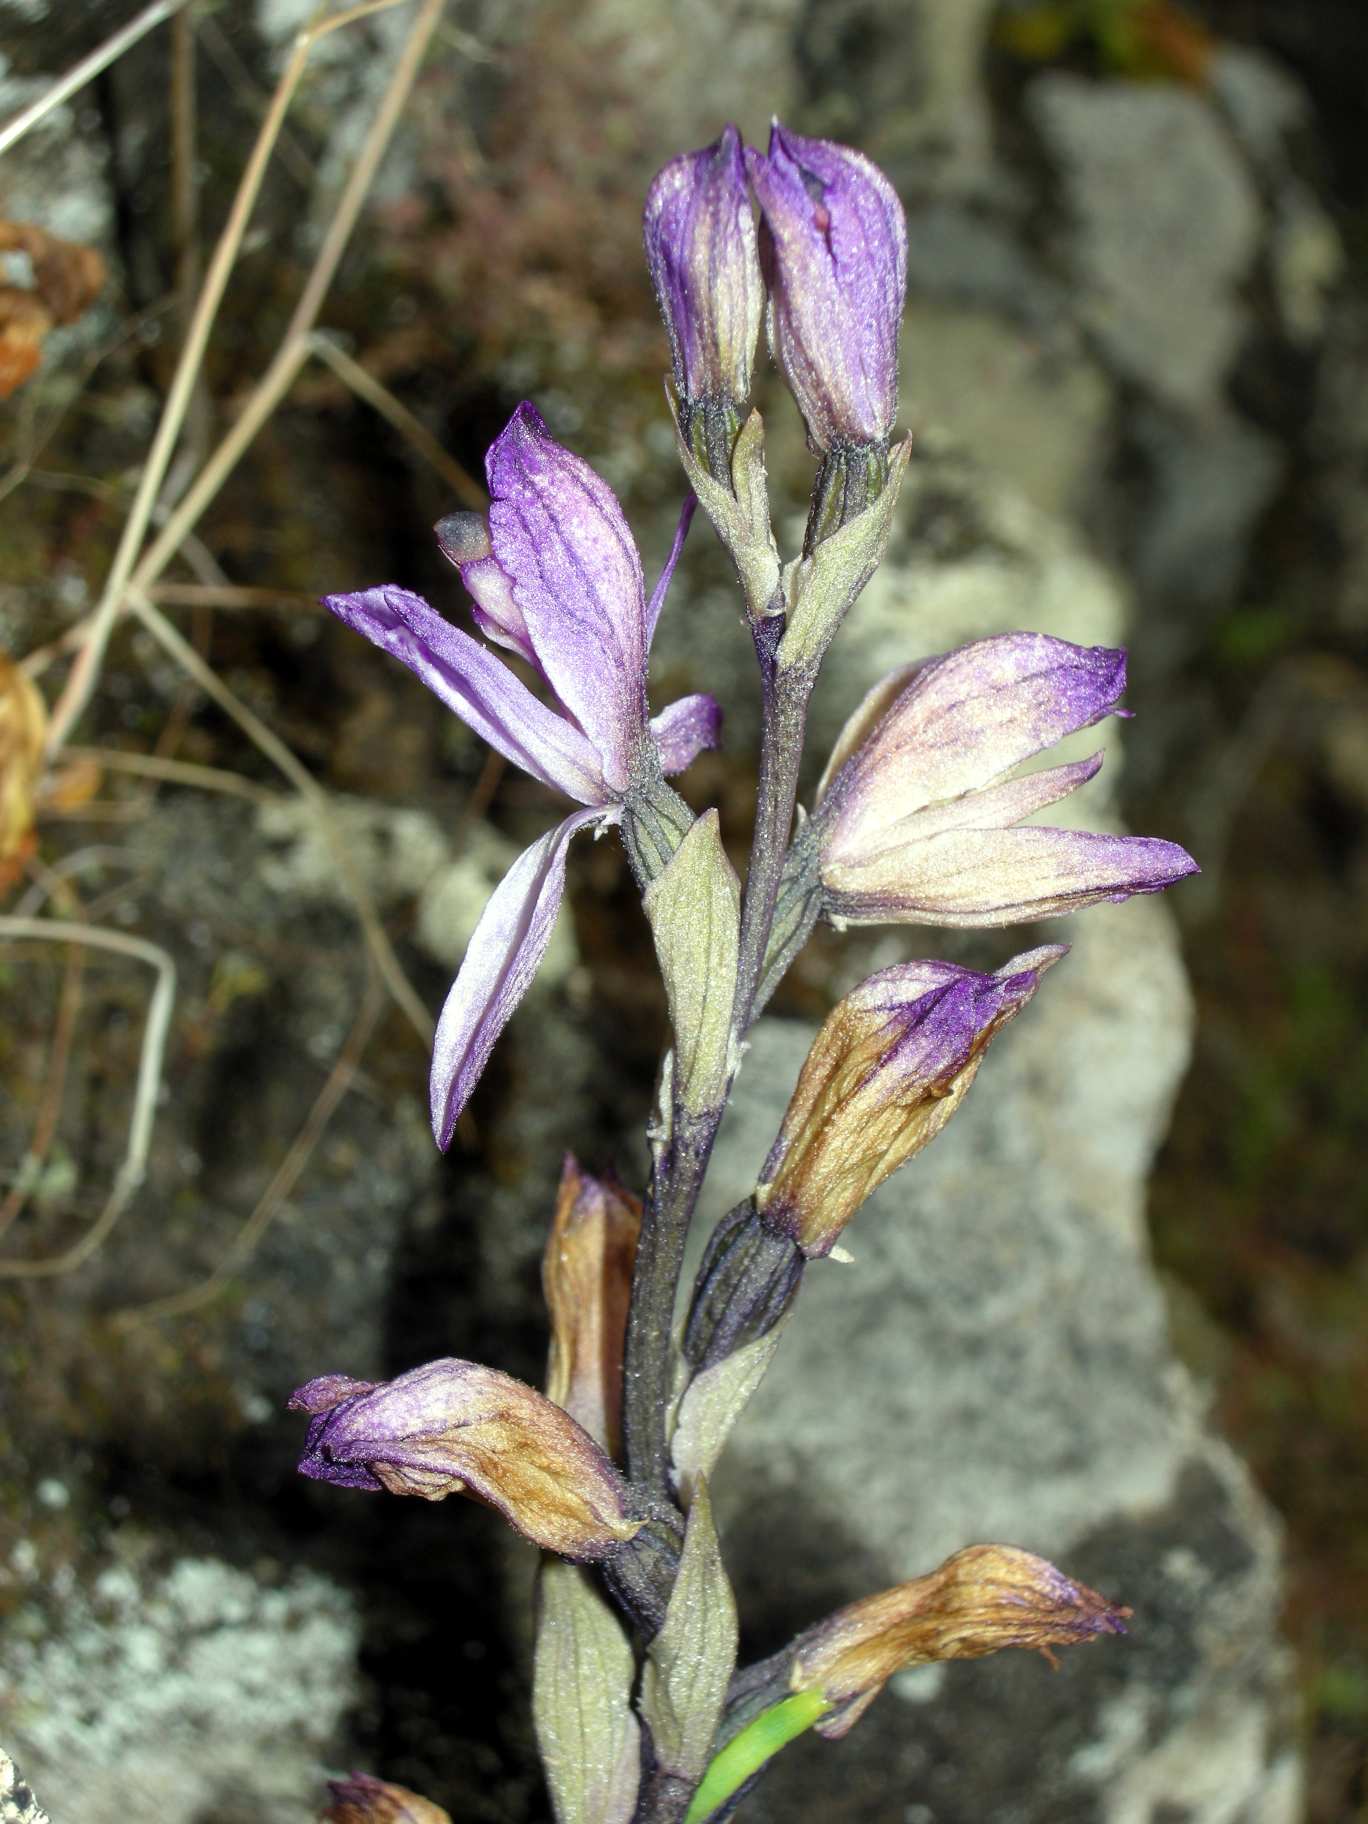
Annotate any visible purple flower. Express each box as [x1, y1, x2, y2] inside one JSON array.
[[289, 1358, 641, 1561], [813, 633, 1198, 927], [746, 122, 907, 451], [644, 123, 762, 411], [326, 403, 719, 1148], [759, 946, 1064, 1256]]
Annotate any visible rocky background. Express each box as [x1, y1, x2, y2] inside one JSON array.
[[1, 1, 1364, 1820]]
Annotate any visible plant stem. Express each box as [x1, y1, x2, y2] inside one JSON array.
[[733, 631, 816, 1033], [623, 1107, 717, 1500], [622, 622, 815, 1509]]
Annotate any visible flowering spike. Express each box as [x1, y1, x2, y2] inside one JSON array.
[[289, 1358, 641, 1561], [758, 947, 1064, 1256], [746, 122, 907, 454], [790, 1544, 1131, 1739], [814, 632, 1198, 927]]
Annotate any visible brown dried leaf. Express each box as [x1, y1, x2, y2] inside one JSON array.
[[0, 653, 47, 892]]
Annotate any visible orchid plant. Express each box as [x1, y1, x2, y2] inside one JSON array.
[[301, 121, 1197, 1824]]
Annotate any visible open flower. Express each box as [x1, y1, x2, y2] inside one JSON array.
[[290, 1358, 641, 1561], [746, 122, 907, 452], [813, 632, 1197, 926], [326, 402, 719, 1147]]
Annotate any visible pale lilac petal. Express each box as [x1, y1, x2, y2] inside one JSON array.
[[430, 809, 609, 1148], [814, 661, 922, 807], [485, 404, 648, 792], [651, 693, 722, 776], [645, 494, 697, 646], [831, 755, 1104, 860], [827, 636, 1127, 852], [824, 826, 1199, 928], [324, 586, 606, 805], [747, 125, 907, 449]]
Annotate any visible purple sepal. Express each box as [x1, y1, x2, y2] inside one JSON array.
[[644, 124, 763, 407], [645, 494, 697, 644], [324, 586, 606, 805], [430, 807, 608, 1149], [747, 122, 907, 450], [483, 404, 648, 794], [651, 693, 722, 776]]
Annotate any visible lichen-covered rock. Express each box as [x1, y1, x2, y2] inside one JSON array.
[[1, 1557, 360, 1824]]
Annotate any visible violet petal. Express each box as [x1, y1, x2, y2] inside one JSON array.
[[324, 585, 606, 805], [651, 693, 722, 776], [645, 494, 697, 646], [826, 636, 1127, 852], [485, 405, 648, 793], [643, 124, 762, 407], [430, 808, 609, 1148], [747, 124, 907, 449]]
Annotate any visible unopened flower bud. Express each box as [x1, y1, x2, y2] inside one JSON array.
[[791, 1544, 1130, 1738], [746, 122, 906, 455], [321, 1772, 451, 1824], [543, 1154, 641, 1456], [758, 947, 1063, 1256], [290, 1359, 641, 1561], [644, 125, 762, 474]]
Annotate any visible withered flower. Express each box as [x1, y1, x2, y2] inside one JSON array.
[[543, 1155, 642, 1456], [758, 946, 1063, 1256], [792, 1543, 1130, 1737], [290, 1359, 641, 1561]]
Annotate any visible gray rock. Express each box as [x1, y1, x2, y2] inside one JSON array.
[[901, 304, 1114, 521], [795, 0, 1000, 192], [1130, 406, 1286, 620], [2, 1555, 360, 1824], [1028, 76, 1263, 410]]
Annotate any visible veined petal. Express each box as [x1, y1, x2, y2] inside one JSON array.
[[651, 693, 722, 776], [430, 809, 609, 1148], [827, 636, 1127, 853], [486, 404, 649, 792], [324, 586, 606, 805], [645, 494, 697, 647], [824, 826, 1199, 928], [829, 755, 1104, 862]]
